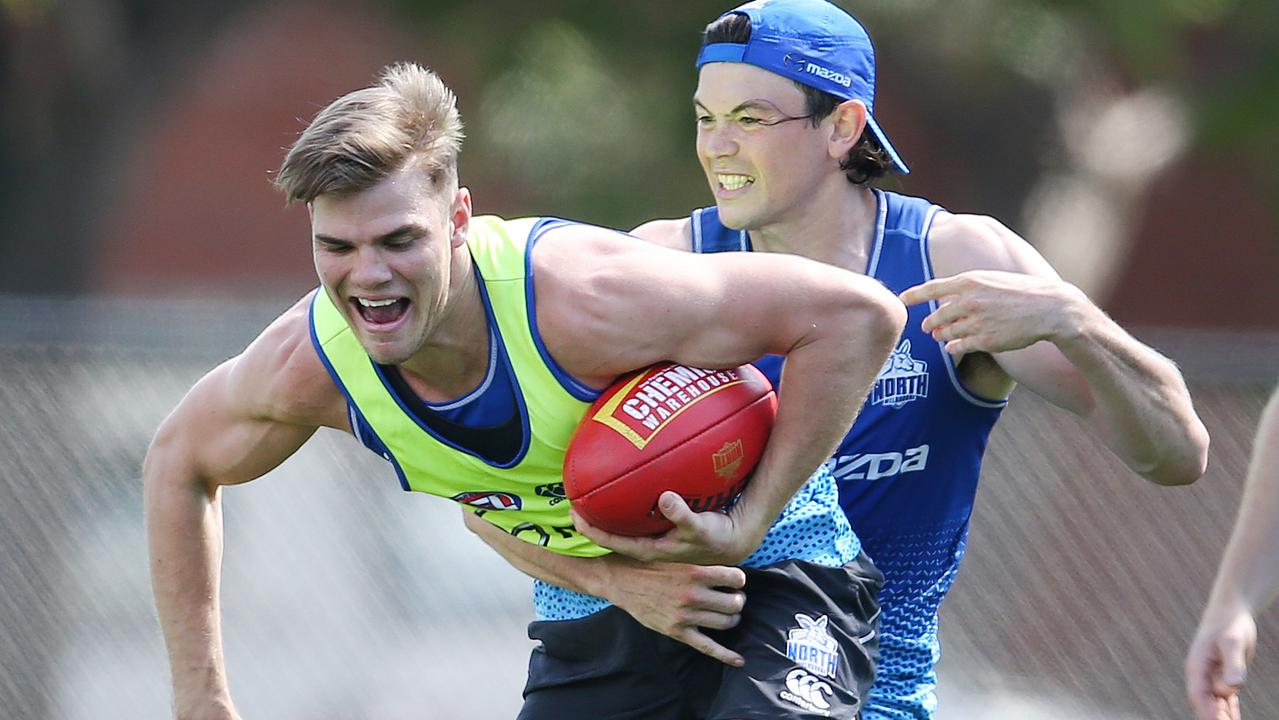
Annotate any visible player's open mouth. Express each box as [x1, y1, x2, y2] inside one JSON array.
[[716, 173, 754, 192], [352, 296, 410, 328]]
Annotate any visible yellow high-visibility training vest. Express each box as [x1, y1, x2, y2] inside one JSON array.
[[310, 215, 608, 557]]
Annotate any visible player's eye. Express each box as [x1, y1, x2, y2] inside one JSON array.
[[737, 115, 762, 127], [318, 241, 353, 254], [695, 115, 714, 128]]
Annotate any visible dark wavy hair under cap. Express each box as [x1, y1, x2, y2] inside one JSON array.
[[702, 12, 896, 185]]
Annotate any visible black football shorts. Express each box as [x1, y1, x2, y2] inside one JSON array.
[[518, 552, 883, 720]]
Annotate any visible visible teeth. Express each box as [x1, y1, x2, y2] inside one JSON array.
[[357, 298, 398, 308], [717, 174, 754, 191]]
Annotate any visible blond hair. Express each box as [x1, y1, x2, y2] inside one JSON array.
[[275, 62, 465, 204]]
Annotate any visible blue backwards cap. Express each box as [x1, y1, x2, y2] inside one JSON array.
[[696, 0, 909, 174]]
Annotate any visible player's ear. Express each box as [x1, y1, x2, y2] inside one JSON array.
[[828, 99, 868, 160], [449, 187, 472, 248]]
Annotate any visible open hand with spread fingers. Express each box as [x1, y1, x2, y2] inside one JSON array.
[[898, 270, 1092, 356]]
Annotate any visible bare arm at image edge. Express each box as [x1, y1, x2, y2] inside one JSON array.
[[1186, 386, 1279, 720]]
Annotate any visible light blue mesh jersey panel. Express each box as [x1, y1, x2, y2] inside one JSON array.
[[533, 464, 860, 620], [693, 191, 1005, 720]]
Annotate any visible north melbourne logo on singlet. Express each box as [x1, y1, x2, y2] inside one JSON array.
[[870, 340, 928, 409]]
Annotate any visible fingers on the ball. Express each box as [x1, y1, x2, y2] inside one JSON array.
[[569, 508, 594, 534], [573, 520, 608, 545], [575, 513, 639, 552], [659, 491, 693, 518]]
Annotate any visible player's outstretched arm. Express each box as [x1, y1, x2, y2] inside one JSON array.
[[900, 213, 1209, 486], [144, 296, 339, 719], [1186, 385, 1279, 720], [534, 226, 905, 564], [461, 509, 748, 666]]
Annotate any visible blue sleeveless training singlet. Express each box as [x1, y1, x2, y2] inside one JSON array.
[[692, 190, 1005, 720]]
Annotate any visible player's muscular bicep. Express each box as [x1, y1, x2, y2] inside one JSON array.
[[655, 254, 892, 366], [535, 227, 886, 378], [152, 296, 344, 488], [533, 231, 765, 379], [158, 359, 318, 487], [928, 212, 1057, 281]]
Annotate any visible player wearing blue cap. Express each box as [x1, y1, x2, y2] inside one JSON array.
[[469, 1, 1210, 719]]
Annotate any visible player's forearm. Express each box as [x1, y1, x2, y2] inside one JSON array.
[[1052, 299, 1208, 485], [144, 444, 237, 714], [463, 510, 609, 597], [1209, 389, 1279, 613], [733, 281, 905, 543]]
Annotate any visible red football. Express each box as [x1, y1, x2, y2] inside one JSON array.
[[563, 362, 777, 537]]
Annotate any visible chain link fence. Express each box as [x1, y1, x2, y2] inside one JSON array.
[[1, 296, 1275, 719]]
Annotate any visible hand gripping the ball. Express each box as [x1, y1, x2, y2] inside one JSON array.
[[572, 490, 757, 566], [563, 362, 776, 539]]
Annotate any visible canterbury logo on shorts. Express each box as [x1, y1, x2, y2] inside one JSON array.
[[780, 668, 834, 714]]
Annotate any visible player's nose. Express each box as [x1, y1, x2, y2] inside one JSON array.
[[349, 246, 394, 287], [700, 125, 738, 158]]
